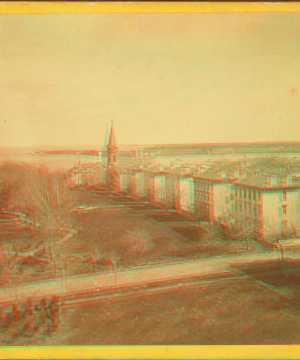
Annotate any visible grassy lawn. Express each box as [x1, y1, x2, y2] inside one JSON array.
[[140, 213, 194, 223], [60, 191, 184, 269], [168, 226, 246, 258], [233, 259, 300, 307], [4, 259, 300, 345], [0, 216, 45, 286], [1, 187, 300, 345], [61, 189, 254, 270], [0, 188, 263, 286], [51, 277, 300, 345]]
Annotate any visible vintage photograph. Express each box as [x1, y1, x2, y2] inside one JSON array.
[[0, 10, 300, 346]]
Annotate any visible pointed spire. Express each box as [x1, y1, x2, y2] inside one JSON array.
[[108, 120, 117, 149], [100, 122, 109, 165], [102, 122, 109, 151]]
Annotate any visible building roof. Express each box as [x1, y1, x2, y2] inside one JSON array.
[[122, 160, 156, 172], [167, 167, 194, 177], [233, 176, 299, 191], [66, 162, 103, 175], [193, 171, 233, 183], [144, 163, 166, 174]]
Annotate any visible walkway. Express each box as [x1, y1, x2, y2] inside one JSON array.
[[0, 249, 286, 306]]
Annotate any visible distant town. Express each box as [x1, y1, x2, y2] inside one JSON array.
[[1, 121, 300, 345], [67, 121, 300, 247]]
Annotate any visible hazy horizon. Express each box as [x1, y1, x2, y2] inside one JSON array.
[[0, 12, 300, 147], [1, 139, 300, 152]]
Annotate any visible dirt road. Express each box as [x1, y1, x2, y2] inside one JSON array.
[[0, 250, 283, 305]]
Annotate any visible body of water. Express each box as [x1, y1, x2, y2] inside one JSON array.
[[0, 148, 299, 172]]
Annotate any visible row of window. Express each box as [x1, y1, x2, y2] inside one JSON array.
[[195, 193, 210, 203], [195, 204, 210, 213], [194, 182, 213, 192], [232, 188, 258, 202], [232, 203, 259, 218]]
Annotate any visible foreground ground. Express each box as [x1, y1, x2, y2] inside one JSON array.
[[38, 259, 300, 345], [1, 188, 300, 344]]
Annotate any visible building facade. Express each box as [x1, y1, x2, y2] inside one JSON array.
[[230, 176, 300, 241], [66, 163, 103, 188]]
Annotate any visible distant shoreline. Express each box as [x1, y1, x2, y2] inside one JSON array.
[[1, 141, 300, 151], [32, 141, 300, 157], [0, 141, 300, 158]]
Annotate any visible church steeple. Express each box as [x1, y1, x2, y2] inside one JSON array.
[[107, 120, 118, 164], [101, 122, 109, 165], [108, 120, 117, 150]]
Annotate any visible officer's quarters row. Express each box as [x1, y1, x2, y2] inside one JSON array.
[[67, 162, 300, 242]]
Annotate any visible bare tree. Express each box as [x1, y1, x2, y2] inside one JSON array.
[[288, 201, 300, 239], [124, 228, 152, 266], [59, 255, 70, 301], [0, 243, 21, 300], [237, 219, 258, 251], [105, 251, 120, 290], [0, 162, 30, 214], [20, 168, 76, 276], [264, 231, 284, 261], [88, 245, 103, 273], [203, 223, 225, 243]]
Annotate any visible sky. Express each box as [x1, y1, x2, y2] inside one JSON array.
[[0, 12, 299, 148]]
